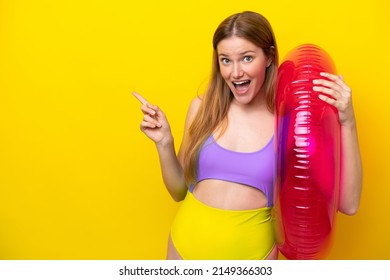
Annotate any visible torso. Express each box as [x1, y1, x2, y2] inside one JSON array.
[[193, 180, 268, 210], [192, 101, 274, 210]]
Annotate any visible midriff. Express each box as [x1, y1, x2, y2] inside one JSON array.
[[192, 179, 268, 210]]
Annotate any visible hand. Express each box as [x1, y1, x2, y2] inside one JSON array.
[[132, 91, 173, 145], [313, 72, 356, 126]]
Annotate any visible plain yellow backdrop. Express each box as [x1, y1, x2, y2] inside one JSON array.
[[0, 0, 389, 259]]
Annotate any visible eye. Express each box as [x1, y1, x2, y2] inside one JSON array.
[[220, 58, 230, 65], [243, 56, 253, 62]]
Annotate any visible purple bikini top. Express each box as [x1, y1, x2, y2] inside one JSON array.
[[190, 135, 275, 207]]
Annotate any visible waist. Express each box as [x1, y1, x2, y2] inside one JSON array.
[[192, 180, 268, 210], [184, 190, 272, 219]]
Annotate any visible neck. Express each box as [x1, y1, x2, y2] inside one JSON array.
[[231, 92, 268, 112]]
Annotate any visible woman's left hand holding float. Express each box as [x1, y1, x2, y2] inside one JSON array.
[[312, 73, 362, 215], [313, 72, 356, 127]]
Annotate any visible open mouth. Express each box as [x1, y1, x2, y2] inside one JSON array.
[[232, 80, 251, 92]]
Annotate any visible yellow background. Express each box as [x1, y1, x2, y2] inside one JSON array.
[[1, 0, 389, 259]]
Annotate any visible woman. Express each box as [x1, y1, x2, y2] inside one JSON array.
[[133, 11, 362, 260]]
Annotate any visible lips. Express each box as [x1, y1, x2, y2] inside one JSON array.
[[232, 80, 251, 94]]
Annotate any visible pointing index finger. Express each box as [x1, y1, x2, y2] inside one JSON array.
[[132, 91, 149, 105]]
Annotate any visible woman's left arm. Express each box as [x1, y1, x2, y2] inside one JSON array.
[[313, 72, 362, 215]]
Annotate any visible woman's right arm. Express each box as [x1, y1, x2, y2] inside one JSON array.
[[133, 92, 201, 202]]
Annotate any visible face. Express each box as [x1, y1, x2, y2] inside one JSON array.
[[217, 36, 271, 105]]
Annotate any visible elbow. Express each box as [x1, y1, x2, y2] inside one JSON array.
[[340, 207, 359, 216], [338, 202, 360, 216], [338, 181, 362, 216]]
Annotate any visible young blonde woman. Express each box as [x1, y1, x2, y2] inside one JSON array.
[[133, 11, 362, 260]]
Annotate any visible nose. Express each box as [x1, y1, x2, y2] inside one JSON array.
[[232, 63, 244, 79]]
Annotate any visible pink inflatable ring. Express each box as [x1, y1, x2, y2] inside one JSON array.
[[274, 44, 341, 260]]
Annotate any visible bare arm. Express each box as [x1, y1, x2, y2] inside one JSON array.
[[313, 73, 362, 215], [133, 92, 186, 201], [156, 138, 187, 202], [338, 119, 362, 215], [133, 92, 202, 202]]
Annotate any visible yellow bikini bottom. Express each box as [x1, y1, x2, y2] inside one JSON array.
[[170, 191, 275, 260]]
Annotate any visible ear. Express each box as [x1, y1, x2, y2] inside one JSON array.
[[267, 58, 272, 68], [267, 46, 275, 67]]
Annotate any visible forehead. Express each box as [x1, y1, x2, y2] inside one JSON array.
[[217, 36, 261, 55]]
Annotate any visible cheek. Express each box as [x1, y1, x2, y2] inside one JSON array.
[[252, 65, 267, 84], [220, 71, 236, 92], [219, 66, 229, 81], [219, 68, 232, 88]]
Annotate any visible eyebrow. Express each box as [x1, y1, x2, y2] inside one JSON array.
[[218, 50, 257, 57]]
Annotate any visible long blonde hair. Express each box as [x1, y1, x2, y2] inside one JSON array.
[[182, 11, 279, 185]]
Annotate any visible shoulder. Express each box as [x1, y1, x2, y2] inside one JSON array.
[[185, 96, 203, 123], [189, 96, 202, 112]]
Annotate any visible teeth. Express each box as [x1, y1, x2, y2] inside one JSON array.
[[233, 80, 249, 85]]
